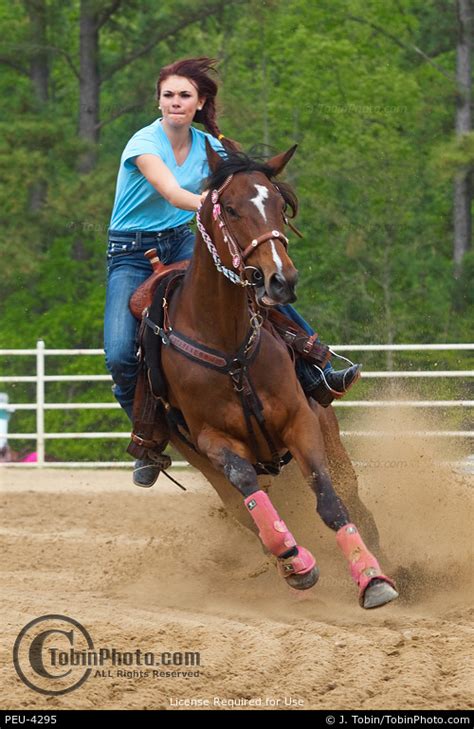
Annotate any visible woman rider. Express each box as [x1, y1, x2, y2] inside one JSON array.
[[104, 57, 360, 487]]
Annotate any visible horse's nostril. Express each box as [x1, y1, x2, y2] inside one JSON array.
[[271, 273, 289, 292], [267, 272, 297, 304]]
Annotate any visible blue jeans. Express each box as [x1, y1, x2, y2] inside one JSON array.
[[104, 226, 332, 420], [104, 225, 195, 421]]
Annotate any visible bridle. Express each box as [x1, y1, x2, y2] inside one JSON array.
[[195, 173, 297, 289]]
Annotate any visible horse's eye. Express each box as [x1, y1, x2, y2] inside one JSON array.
[[225, 205, 238, 217]]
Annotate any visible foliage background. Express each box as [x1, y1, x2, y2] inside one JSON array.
[[0, 0, 472, 460]]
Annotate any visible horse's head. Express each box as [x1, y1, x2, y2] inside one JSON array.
[[202, 141, 300, 306]]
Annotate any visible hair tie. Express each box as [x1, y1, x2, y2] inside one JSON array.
[[218, 133, 225, 140]]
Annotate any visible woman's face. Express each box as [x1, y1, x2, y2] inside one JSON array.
[[159, 75, 205, 128]]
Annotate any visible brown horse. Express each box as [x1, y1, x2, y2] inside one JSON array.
[[155, 142, 398, 609]]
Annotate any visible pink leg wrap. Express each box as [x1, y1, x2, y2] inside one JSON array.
[[336, 523, 395, 599], [245, 490, 296, 556], [244, 491, 316, 577]]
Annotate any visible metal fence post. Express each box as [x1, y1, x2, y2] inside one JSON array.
[[36, 339, 45, 467]]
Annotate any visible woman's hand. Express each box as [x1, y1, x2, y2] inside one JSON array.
[[199, 190, 209, 206]]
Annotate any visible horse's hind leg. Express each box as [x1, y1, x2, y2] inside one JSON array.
[[316, 403, 381, 554], [285, 408, 399, 609], [197, 428, 320, 591]]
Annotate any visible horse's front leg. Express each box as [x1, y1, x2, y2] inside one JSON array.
[[315, 402, 382, 554], [284, 406, 399, 609], [197, 427, 319, 590]]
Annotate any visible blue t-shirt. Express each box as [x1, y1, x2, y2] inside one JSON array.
[[109, 117, 226, 231]]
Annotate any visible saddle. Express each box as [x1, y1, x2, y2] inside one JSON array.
[[127, 249, 331, 463], [129, 248, 189, 319]]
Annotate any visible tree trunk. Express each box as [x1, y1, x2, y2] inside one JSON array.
[[26, 0, 49, 104], [262, 48, 270, 147], [454, 0, 473, 277], [25, 0, 49, 212], [78, 0, 100, 173]]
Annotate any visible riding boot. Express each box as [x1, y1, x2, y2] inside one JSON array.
[[132, 451, 171, 488], [295, 356, 362, 408], [304, 363, 362, 408], [130, 411, 172, 488]]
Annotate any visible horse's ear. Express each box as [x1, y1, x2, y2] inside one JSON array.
[[205, 138, 224, 173], [265, 144, 298, 176]]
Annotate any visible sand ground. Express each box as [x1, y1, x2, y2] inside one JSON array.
[[1, 434, 472, 711]]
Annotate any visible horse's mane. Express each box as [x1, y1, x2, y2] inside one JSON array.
[[204, 148, 298, 219]]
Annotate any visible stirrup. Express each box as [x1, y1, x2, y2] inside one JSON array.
[[147, 451, 172, 469]]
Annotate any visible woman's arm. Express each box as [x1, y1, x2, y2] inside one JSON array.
[[135, 154, 206, 211]]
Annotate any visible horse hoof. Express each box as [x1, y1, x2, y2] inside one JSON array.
[[285, 566, 320, 591], [362, 578, 399, 609]]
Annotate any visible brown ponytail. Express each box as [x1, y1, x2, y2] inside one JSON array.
[[156, 56, 241, 153]]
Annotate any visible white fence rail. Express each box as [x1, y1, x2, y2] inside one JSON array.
[[0, 340, 473, 468]]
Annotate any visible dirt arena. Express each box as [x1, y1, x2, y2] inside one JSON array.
[[1, 409, 473, 711]]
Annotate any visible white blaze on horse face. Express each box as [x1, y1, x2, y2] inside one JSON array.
[[251, 184, 269, 222], [270, 240, 283, 276]]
